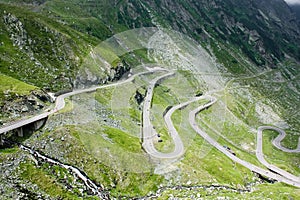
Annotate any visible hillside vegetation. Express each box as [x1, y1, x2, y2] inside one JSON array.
[[0, 0, 300, 199]]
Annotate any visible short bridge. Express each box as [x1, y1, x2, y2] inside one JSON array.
[[0, 113, 48, 145]]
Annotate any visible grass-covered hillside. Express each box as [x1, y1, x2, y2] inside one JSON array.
[[0, 3, 98, 91], [0, 0, 300, 199], [0, 0, 299, 91]]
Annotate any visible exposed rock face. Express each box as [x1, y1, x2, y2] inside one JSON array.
[[1, 90, 51, 123], [227, 0, 300, 63], [1, 7, 82, 92], [3, 12, 44, 71], [134, 89, 146, 105], [290, 4, 300, 21], [3, 12, 27, 49], [141, 0, 300, 66], [75, 61, 130, 88], [1, 0, 298, 97]]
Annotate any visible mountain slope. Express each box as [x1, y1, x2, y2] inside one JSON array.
[[0, 0, 300, 199], [1, 0, 299, 88]]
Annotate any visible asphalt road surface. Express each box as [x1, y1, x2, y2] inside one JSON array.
[[261, 126, 300, 153], [256, 126, 300, 182], [0, 67, 163, 135], [189, 95, 300, 188], [141, 70, 185, 159], [1, 67, 299, 188]]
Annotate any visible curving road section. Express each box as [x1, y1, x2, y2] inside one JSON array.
[[141, 70, 186, 159], [188, 95, 300, 188], [142, 92, 205, 159], [264, 126, 300, 153], [256, 126, 300, 182], [0, 67, 164, 135], [1, 66, 300, 188]]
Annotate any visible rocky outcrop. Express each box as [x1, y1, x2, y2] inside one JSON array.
[[1, 90, 51, 123], [3, 12, 27, 49], [134, 88, 146, 105], [142, 0, 300, 66], [1, 6, 83, 92], [290, 4, 300, 22], [75, 60, 130, 89], [3, 12, 42, 68]]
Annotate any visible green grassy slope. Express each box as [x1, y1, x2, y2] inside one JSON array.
[[0, 0, 299, 199], [0, 3, 99, 91]]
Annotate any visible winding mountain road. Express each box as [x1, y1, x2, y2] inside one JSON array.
[[140, 69, 300, 187], [256, 126, 300, 182], [0, 67, 163, 135], [141, 70, 186, 159], [188, 95, 300, 187], [260, 126, 300, 153], [142, 88, 204, 158], [1, 67, 300, 189]]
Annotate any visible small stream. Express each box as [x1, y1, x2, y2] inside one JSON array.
[[19, 144, 110, 200]]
